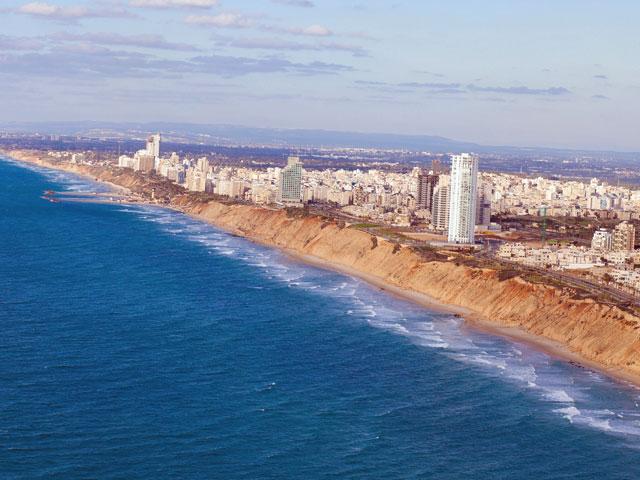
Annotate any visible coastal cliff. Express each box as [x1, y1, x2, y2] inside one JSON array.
[[6, 150, 640, 384]]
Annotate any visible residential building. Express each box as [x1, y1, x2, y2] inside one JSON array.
[[591, 228, 613, 251], [146, 134, 160, 159], [432, 175, 450, 231], [476, 180, 492, 227], [417, 173, 439, 210], [448, 153, 478, 244], [612, 221, 636, 251], [135, 152, 155, 173]]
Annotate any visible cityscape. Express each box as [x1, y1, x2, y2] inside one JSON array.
[[41, 131, 640, 297], [3, 1, 640, 479]]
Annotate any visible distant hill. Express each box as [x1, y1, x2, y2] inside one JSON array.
[[1, 121, 638, 158]]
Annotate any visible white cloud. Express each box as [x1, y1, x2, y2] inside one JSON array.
[[51, 32, 200, 52], [298, 25, 332, 36], [18, 2, 86, 17], [264, 24, 333, 37], [130, 0, 218, 8], [15, 2, 130, 20], [271, 0, 315, 7], [213, 35, 368, 57], [186, 13, 253, 28]]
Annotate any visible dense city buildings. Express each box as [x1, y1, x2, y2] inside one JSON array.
[[39, 140, 640, 298], [448, 153, 479, 244], [107, 137, 640, 264], [497, 219, 639, 293], [113, 140, 487, 239], [484, 172, 640, 220], [118, 133, 161, 174]]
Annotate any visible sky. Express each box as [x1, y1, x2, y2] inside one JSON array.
[[0, 0, 639, 151]]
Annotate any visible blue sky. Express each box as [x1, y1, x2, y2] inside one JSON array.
[[0, 0, 639, 150]]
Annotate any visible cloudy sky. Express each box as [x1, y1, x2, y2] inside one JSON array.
[[1, 0, 639, 150]]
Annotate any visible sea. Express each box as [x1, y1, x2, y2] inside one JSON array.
[[2, 156, 640, 479]]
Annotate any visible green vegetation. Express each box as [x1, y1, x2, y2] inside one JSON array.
[[349, 223, 380, 229], [410, 245, 448, 262], [285, 206, 312, 218]]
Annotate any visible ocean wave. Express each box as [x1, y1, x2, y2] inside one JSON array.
[[3, 158, 111, 193]]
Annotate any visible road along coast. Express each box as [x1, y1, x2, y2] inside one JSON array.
[[5, 149, 640, 388]]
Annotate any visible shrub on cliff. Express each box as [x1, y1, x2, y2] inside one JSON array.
[[497, 269, 520, 282]]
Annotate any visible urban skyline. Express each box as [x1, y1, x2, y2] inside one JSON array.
[[32, 137, 640, 316]]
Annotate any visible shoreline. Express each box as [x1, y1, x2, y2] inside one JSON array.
[[282, 246, 640, 390], [3, 151, 640, 390]]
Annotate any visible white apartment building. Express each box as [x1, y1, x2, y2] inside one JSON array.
[[592, 228, 613, 251], [448, 153, 479, 244], [431, 175, 450, 231], [613, 221, 636, 252], [146, 134, 160, 159]]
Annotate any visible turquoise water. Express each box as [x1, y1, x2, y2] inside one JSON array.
[[2, 156, 640, 479]]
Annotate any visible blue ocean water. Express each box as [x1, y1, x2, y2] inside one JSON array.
[[2, 157, 640, 479]]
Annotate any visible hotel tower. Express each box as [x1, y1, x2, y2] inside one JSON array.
[[448, 153, 479, 244]]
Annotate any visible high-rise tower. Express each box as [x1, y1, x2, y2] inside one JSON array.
[[277, 156, 303, 205], [146, 134, 161, 159], [448, 153, 479, 244], [431, 175, 450, 231], [417, 173, 439, 211]]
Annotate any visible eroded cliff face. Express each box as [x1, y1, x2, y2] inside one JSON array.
[[7, 151, 640, 380]]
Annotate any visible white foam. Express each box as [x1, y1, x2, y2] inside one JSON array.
[[544, 390, 575, 403], [4, 159, 109, 193], [556, 406, 581, 422]]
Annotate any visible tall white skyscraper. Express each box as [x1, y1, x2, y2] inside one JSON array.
[[448, 153, 479, 244], [277, 156, 303, 205], [146, 134, 161, 159]]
